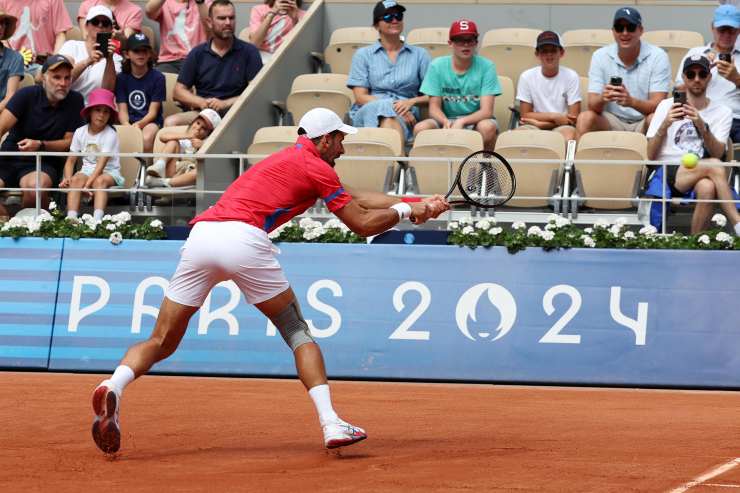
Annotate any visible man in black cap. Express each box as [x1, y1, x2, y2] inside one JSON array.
[[577, 7, 671, 137], [0, 54, 84, 217], [516, 30, 581, 141], [646, 54, 740, 235]]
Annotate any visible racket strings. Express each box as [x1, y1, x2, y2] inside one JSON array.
[[460, 157, 513, 206]]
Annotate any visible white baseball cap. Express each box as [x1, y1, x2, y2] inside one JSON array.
[[85, 5, 114, 22], [196, 108, 221, 131], [298, 108, 357, 139]]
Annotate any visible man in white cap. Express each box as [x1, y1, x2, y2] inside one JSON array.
[[89, 107, 450, 456]]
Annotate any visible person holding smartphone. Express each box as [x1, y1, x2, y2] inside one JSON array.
[[646, 55, 740, 235], [576, 7, 671, 138], [249, 0, 306, 63], [676, 4, 740, 143], [59, 5, 122, 102]]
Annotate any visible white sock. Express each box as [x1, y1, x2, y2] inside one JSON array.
[[308, 384, 339, 425], [93, 209, 104, 221], [67, 210, 78, 219], [734, 222, 740, 236], [109, 365, 135, 394], [149, 159, 166, 177]]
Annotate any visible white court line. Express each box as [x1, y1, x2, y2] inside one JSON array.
[[669, 458, 740, 493], [705, 484, 740, 489]]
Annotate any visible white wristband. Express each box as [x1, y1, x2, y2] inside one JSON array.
[[390, 202, 412, 221]]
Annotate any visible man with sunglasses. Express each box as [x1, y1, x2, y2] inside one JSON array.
[[576, 7, 670, 138], [676, 4, 740, 143], [414, 19, 501, 150], [646, 55, 740, 235]]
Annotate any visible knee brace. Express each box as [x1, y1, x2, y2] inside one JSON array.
[[270, 299, 315, 351]]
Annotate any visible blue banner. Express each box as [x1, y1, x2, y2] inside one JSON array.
[[41, 240, 740, 388], [0, 238, 63, 368]]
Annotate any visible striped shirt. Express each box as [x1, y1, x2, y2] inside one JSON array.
[[588, 41, 671, 122], [347, 41, 430, 100]]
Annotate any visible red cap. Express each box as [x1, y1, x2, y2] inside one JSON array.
[[449, 19, 478, 40]]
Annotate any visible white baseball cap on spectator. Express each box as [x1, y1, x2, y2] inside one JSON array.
[[297, 108, 357, 138], [196, 108, 221, 131], [85, 5, 114, 23]]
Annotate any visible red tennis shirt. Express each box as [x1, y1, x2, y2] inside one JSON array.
[[191, 136, 353, 232]]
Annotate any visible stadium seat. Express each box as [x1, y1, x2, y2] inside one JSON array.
[[573, 131, 647, 210], [114, 125, 145, 190], [324, 27, 378, 74], [285, 73, 354, 124], [479, 28, 540, 85], [494, 129, 566, 208], [162, 72, 182, 119], [561, 29, 612, 77], [495, 75, 515, 132], [336, 127, 402, 192], [579, 76, 589, 112], [408, 129, 483, 196], [246, 126, 299, 165], [406, 28, 451, 59], [67, 26, 83, 41], [642, 30, 704, 77], [19, 73, 35, 89]]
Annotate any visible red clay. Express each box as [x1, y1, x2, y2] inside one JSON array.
[[0, 372, 738, 492]]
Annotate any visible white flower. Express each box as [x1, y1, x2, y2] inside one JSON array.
[[623, 231, 635, 240], [698, 234, 710, 245], [527, 225, 542, 237], [102, 214, 112, 222], [448, 221, 459, 230], [105, 223, 117, 231], [490, 227, 503, 236], [26, 221, 39, 233], [555, 216, 571, 228], [541, 230, 555, 241], [109, 232, 123, 245], [711, 213, 727, 227], [594, 219, 610, 229], [547, 213, 559, 223], [639, 225, 658, 236], [462, 225, 474, 235], [476, 219, 491, 230], [512, 221, 526, 230], [615, 217, 628, 226], [459, 216, 474, 225], [609, 225, 622, 236], [150, 219, 163, 229], [113, 212, 131, 224], [716, 232, 733, 244], [48, 201, 57, 211], [584, 227, 593, 234], [66, 216, 80, 224], [81, 214, 93, 222], [323, 218, 342, 229], [545, 223, 556, 231], [583, 236, 596, 248]]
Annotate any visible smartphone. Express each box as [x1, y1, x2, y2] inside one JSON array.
[[96, 32, 111, 55], [609, 76, 622, 86], [719, 53, 732, 63], [673, 89, 687, 105]]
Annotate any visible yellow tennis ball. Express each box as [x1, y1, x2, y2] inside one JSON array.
[[681, 153, 699, 169]]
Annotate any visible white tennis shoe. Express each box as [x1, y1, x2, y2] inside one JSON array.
[[91, 380, 121, 454], [322, 418, 367, 449]]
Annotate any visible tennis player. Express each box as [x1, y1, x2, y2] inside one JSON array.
[[90, 107, 450, 454]]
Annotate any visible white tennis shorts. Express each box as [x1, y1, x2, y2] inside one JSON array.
[[165, 221, 289, 307]]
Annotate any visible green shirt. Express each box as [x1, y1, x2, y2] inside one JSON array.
[[419, 55, 502, 118]]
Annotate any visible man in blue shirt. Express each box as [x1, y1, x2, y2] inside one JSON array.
[[576, 7, 671, 138], [166, 0, 262, 127], [0, 54, 84, 217], [0, 10, 24, 114]]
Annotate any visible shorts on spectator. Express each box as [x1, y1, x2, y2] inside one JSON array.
[[429, 117, 498, 131], [603, 111, 645, 132], [156, 59, 184, 74], [518, 124, 575, 133], [0, 161, 59, 188], [79, 165, 126, 187], [165, 221, 290, 307], [175, 159, 196, 176]]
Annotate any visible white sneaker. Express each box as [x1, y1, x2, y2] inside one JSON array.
[[91, 380, 121, 454], [145, 176, 169, 188], [146, 160, 166, 178], [322, 418, 367, 449]]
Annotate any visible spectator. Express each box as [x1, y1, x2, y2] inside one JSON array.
[[646, 55, 740, 235], [249, 0, 306, 64], [0, 0, 73, 76], [676, 5, 740, 143], [146, 108, 220, 189], [60, 88, 123, 221], [59, 5, 122, 103], [78, 0, 144, 41], [346, 1, 430, 144], [413, 19, 501, 150], [576, 7, 671, 137], [165, 0, 262, 127], [116, 32, 165, 153], [0, 10, 24, 114], [516, 31, 581, 141], [145, 0, 211, 75], [0, 55, 84, 217]]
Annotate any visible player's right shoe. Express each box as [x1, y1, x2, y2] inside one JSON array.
[[91, 380, 121, 454], [322, 418, 367, 449]]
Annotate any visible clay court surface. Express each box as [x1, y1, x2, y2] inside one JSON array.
[[1, 372, 738, 492]]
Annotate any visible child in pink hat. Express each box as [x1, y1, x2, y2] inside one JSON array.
[[60, 87, 124, 221]]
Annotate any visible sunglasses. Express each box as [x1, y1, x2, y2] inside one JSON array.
[[613, 23, 638, 33], [381, 12, 403, 23], [685, 70, 709, 80], [88, 17, 112, 28], [451, 37, 478, 46]]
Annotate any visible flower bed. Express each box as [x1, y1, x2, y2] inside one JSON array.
[[268, 217, 363, 243]]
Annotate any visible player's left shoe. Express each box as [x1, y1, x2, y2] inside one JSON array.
[[91, 380, 121, 454], [322, 418, 367, 449]]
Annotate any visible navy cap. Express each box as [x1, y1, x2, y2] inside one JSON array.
[[614, 7, 642, 26], [42, 54, 73, 73], [682, 54, 711, 74]]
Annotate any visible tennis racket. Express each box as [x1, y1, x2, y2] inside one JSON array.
[[444, 150, 516, 208]]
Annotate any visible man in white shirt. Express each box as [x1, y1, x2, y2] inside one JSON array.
[[676, 4, 740, 142], [647, 55, 740, 234], [516, 30, 581, 141]]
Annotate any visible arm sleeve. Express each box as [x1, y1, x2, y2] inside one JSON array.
[[418, 50, 431, 85], [7, 51, 24, 78], [482, 61, 502, 97], [177, 51, 197, 87], [710, 109, 733, 145], [114, 74, 127, 103], [246, 45, 263, 82], [515, 71, 532, 104], [249, 5, 265, 33], [5, 87, 29, 119], [419, 61, 440, 96], [566, 71, 582, 104], [648, 49, 672, 93], [126, 5, 144, 31], [76, 0, 89, 25], [587, 51, 605, 94], [307, 160, 353, 212], [646, 99, 669, 138], [70, 127, 83, 153], [101, 127, 119, 153], [152, 71, 166, 102], [346, 49, 370, 89]]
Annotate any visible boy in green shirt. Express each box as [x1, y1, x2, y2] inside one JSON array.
[[413, 19, 501, 149]]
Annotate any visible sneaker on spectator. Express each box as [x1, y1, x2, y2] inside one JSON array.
[[146, 160, 166, 178], [322, 418, 367, 449], [145, 176, 170, 188]]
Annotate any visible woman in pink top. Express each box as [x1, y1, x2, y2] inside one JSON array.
[[249, 0, 306, 63], [145, 0, 211, 74], [0, 0, 73, 68], [78, 0, 144, 40]]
